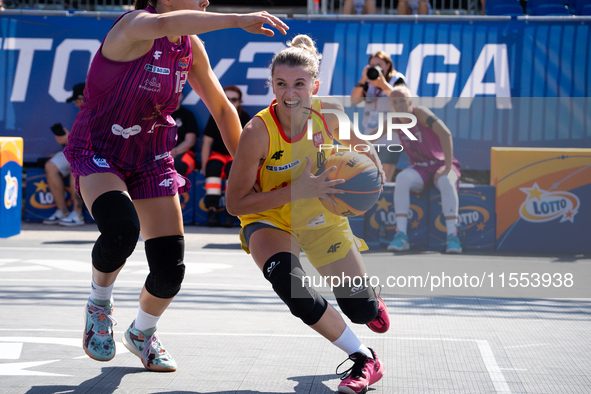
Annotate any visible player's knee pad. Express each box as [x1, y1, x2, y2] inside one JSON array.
[[91, 191, 140, 273], [144, 235, 185, 299], [263, 252, 327, 326], [334, 284, 378, 325]]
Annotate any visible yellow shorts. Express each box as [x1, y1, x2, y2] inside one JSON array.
[[239, 219, 368, 268]]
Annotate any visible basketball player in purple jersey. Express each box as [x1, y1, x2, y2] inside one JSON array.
[[64, 0, 288, 372], [384, 85, 463, 253]]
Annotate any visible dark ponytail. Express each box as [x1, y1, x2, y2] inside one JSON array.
[[134, 0, 156, 10]]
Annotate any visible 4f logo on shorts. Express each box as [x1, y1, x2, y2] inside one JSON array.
[[159, 178, 174, 188], [93, 156, 110, 168], [271, 150, 284, 160], [327, 242, 341, 254]]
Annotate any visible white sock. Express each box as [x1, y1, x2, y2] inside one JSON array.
[[90, 277, 113, 302], [332, 326, 373, 359], [396, 216, 408, 234], [446, 219, 458, 235], [134, 306, 160, 332]]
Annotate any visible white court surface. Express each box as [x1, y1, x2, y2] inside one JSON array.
[[0, 223, 590, 393]]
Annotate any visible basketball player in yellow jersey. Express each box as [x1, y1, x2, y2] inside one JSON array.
[[226, 35, 389, 394]]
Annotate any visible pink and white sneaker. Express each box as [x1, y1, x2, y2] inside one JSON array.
[[337, 348, 384, 394], [366, 296, 390, 333]]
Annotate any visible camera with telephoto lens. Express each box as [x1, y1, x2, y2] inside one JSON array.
[[50, 123, 66, 137], [366, 65, 383, 80]]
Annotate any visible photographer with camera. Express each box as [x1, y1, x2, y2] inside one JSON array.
[[43, 83, 85, 226], [351, 51, 407, 182]]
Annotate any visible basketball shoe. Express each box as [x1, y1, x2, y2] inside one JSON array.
[[387, 231, 409, 252], [366, 296, 390, 333], [122, 320, 177, 372], [446, 233, 462, 254], [337, 348, 384, 393], [83, 298, 116, 361], [43, 209, 67, 225]]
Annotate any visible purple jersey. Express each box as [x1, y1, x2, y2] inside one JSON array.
[[397, 106, 461, 169], [65, 6, 192, 171]]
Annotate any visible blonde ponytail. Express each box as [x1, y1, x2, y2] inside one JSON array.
[[271, 34, 321, 79]]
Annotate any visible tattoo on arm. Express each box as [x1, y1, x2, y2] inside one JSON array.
[[426, 115, 438, 129]]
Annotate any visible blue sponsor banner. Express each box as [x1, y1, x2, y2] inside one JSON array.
[[428, 184, 496, 251], [0, 15, 590, 169]]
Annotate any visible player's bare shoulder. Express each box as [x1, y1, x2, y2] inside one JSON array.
[[239, 116, 270, 160]]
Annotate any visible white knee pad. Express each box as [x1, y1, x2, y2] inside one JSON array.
[[436, 171, 459, 218], [394, 168, 424, 215]]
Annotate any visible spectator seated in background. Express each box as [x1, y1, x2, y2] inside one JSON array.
[[398, 0, 432, 14], [343, 0, 377, 14], [171, 94, 199, 177], [201, 86, 251, 227], [385, 85, 463, 254], [43, 83, 86, 227]]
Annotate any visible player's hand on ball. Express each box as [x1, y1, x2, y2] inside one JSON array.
[[362, 147, 386, 186], [293, 157, 345, 204]]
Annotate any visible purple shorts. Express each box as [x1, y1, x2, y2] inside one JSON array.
[[67, 152, 191, 200], [410, 162, 461, 190]]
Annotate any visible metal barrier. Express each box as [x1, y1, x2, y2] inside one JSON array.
[[307, 0, 479, 15]]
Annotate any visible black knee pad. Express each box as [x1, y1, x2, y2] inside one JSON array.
[[91, 191, 140, 273], [144, 235, 185, 299], [263, 252, 327, 326], [334, 284, 378, 325]]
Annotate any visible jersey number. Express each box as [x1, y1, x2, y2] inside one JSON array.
[[175, 71, 189, 94]]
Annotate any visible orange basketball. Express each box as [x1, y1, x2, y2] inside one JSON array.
[[316, 151, 382, 217]]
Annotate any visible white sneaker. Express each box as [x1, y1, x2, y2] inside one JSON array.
[[43, 209, 67, 225], [59, 211, 85, 226]]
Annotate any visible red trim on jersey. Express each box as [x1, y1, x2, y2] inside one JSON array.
[[269, 100, 309, 144], [320, 101, 333, 140]]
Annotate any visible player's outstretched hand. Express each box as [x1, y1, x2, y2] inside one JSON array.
[[238, 11, 289, 37], [293, 157, 345, 204]]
